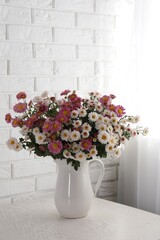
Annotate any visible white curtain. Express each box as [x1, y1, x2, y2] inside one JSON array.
[[116, 0, 160, 214]]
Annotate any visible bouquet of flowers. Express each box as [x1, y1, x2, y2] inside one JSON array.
[[5, 90, 148, 170]]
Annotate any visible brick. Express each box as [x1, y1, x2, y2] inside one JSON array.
[[0, 42, 32, 59], [0, 25, 6, 40], [55, 0, 94, 12], [96, 0, 121, 15], [35, 77, 77, 92], [0, 164, 11, 180], [0, 60, 7, 75], [0, 94, 9, 109], [97, 181, 117, 197], [95, 62, 114, 77], [13, 158, 56, 178], [7, 25, 52, 42], [6, 0, 52, 8], [0, 6, 31, 24], [55, 28, 93, 44], [33, 9, 74, 27], [78, 46, 115, 61], [0, 145, 34, 163], [90, 166, 117, 183], [54, 61, 94, 76], [0, 178, 35, 197], [35, 44, 76, 59], [0, 77, 34, 92], [9, 60, 53, 75], [0, 128, 10, 144], [94, 30, 116, 45], [78, 13, 115, 30], [36, 174, 57, 191], [78, 77, 104, 91]]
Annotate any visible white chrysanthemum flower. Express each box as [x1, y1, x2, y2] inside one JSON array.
[[33, 127, 40, 135], [75, 151, 86, 161], [41, 91, 48, 98], [89, 148, 98, 157], [82, 123, 92, 132], [134, 115, 140, 123], [110, 112, 117, 118], [33, 96, 43, 103], [109, 136, 117, 146], [142, 128, 149, 136], [43, 99, 50, 106], [103, 109, 111, 117], [63, 150, 71, 158], [97, 123, 107, 132], [6, 137, 18, 149], [111, 117, 118, 126], [121, 136, 127, 144], [114, 124, 121, 133], [120, 119, 127, 124], [98, 131, 110, 144], [70, 130, 81, 142], [60, 129, 70, 141], [98, 114, 104, 122], [72, 142, 80, 153], [13, 142, 23, 152], [79, 108, 87, 117], [95, 120, 102, 130], [87, 100, 95, 109], [107, 125, 113, 133], [35, 133, 46, 144], [103, 117, 110, 125], [95, 104, 103, 112], [105, 144, 114, 152], [73, 120, 82, 128], [132, 130, 137, 137], [71, 110, 79, 118], [20, 126, 29, 136], [81, 130, 90, 138], [114, 148, 121, 158], [88, 112, 99, 122]]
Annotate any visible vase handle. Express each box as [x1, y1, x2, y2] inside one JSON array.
[[89, 159, 105, 197]]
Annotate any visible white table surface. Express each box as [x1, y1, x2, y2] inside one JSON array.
[[0, 194, 160, 240]]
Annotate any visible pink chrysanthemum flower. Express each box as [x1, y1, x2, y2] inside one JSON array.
[[13, 103, 27, 113], [99, 95, 111, 106], [80, 139, 92, 151], [12, 118, 23, 127], [57, 114, 68, 123], [25, 118, 34, 128], [115, 105, 125, 117], [51, 120, 62, 133], [16, 92, 27, 100], [60, 89, 71, 96], [5, 113, 12, 123], [42, 120, 52, 132], [48, 140, 63, 154]]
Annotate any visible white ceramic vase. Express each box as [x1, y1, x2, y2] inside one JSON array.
[[54, 159, 105, 218]]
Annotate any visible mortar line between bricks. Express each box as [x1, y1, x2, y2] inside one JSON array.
[[52, 0, 55, 8], [2, 22, 116, 31], [93, 0, 96, 12], [30, 8, 34, 24], [0, 40, 116, 47], [75, 13, 78, 27], [0, 58, 114, 63], [0, 3, 118, 17]]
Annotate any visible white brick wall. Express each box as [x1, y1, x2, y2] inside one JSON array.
[[0, 0, 119, 202]]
